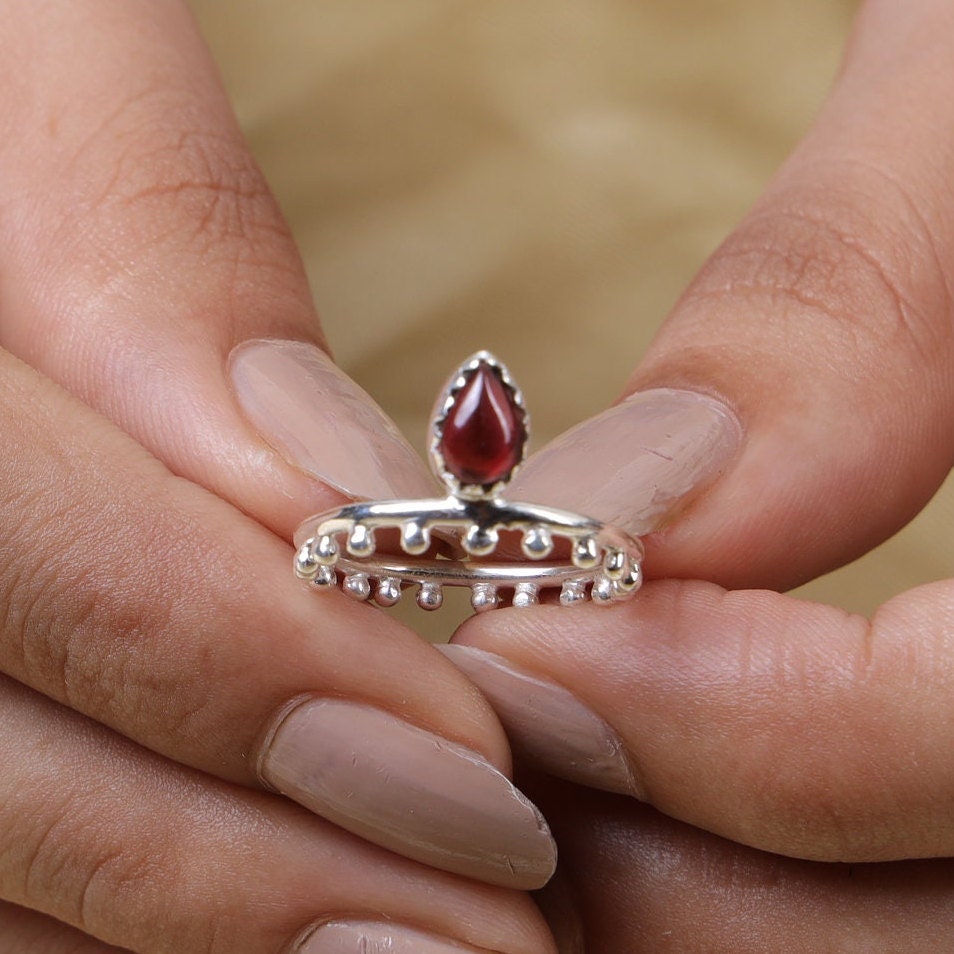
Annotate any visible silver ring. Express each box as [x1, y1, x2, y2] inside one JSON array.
[[293, 351, 644, 612]]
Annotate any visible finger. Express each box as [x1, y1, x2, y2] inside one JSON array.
[[0, 676, 555, 954], [0, 0, 551, 889], [508, 0, 954, 590], [451, 577, 954, 862], [0, 903, 129, 954], [0, 0, 552, 885], [0, 0, 435, 541], [530, 778, 954, 954], [0, 349, 555, 888]]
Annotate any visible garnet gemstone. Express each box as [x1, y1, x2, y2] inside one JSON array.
[[440, 362, 526, 486]]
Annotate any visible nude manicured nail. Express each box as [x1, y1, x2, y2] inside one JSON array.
[[299, 921, 490, 953], [229, 339, 437, 500], [260, 698, 556, 889], [439, 645, 640, 798], [509, 388, 741, 535]]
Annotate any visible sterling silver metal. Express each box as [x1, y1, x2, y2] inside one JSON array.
[[293, 351, 644, 612]]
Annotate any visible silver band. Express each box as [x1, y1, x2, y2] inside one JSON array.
[[293, 351, 644, 612]]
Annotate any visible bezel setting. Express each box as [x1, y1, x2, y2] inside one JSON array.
[[428, 350, 528, 500]]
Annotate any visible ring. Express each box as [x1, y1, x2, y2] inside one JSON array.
[[293, 351, 644, 612]]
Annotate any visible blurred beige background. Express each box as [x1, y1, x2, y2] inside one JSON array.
[[190, 0, 953, 625]]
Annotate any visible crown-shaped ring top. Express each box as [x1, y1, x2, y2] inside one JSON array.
[[293, 351, 643, 612]]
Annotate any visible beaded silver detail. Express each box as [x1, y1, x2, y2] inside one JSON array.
[[293, 351, 644, 612]]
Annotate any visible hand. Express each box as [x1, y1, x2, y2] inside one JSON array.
[[447, 0, 954, 947], [0, 2, 557, 951]]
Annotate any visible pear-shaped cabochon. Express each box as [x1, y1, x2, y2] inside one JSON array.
[[436, 354, 527, 488]]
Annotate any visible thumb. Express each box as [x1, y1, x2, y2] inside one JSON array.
[[443, 0, 954, 868], [509, 0, 954, 591]]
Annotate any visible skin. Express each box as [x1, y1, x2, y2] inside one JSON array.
[[4, 0, 954, 951], [454, 0, 954, 948], [0, 1, 553, 951]]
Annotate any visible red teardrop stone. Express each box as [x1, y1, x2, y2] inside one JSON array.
[[440, 363, 526, 485]]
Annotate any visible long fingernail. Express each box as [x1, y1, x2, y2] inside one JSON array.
[[439, 645, 641, 798], [259, 698, 556, 890], [299, 921, 491, 953], [229, 339, 438, 500], [508, 388, 741, 535]]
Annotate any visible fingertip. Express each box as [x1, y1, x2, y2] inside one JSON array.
[[509, 388, 742, 538], [438, 642, 642, 799], [228, 338, 437, 504]]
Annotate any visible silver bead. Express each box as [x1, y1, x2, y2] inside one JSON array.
[[343, 573, 372, 601], [592, 574, 616, 605], [521, 525, 553, 559], [316, 534, 339, 565], [311, 564, 337, 588], [347, 524, 375, 557], [603, 547, 626, 580], [572, 535, 600, 569], [471, 583, 499, 613], [463, 523, 499, 556], [374, 577, 402, 607], [400, 520, 430, 555], [417, 582, 443, 611], [512, 582, 539, 608], [559, 579, 588, 606], [616, 559, 642, 594], [294, 544, 320, 580]]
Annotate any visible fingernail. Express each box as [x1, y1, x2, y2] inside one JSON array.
[[229, 339, 438, 500], [439, 645, 640, 798], [509, 388, 741, 535], [299, 921, 491, 953], [259, 698, 557, 890]]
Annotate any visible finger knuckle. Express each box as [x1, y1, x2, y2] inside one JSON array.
[[118, 125, 284, 252], [684, 172, 952, 373], [8, 791, 155, 936], [0, 459, 186, 731], [0, 509, 87, 700], [67, 84, 301, 293], [2, 532, 150, 716], [77, 845, 158, 938]]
